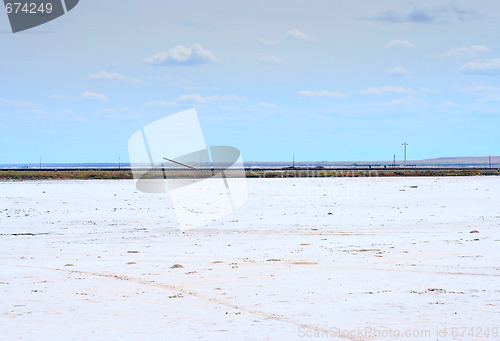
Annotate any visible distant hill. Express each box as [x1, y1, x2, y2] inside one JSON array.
[[416, 156, 499, 165]]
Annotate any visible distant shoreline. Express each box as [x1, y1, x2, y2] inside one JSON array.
[[1, 156, 499, 170], [1, 168, 499, 180]]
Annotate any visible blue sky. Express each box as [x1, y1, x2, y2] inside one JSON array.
[[1, 0, 500, 163]]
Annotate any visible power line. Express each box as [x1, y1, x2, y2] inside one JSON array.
[[402, 142, 408, 167]]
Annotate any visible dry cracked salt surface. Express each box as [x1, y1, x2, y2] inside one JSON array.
[[0, 177, 499, 340]]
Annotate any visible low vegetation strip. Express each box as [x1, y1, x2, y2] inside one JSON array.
[[0, 170, 134, 180], [0, 168, 499, 180]]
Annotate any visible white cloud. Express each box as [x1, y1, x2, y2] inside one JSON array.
[[297, 90, 345, 98], [258, 38, 281, 46], [207, 95, 247, 102], [460, 59, 500, 75], [441, 101, 460, 108], [459, 85, 500, 93], [176, 94, 209, 103], [154, 75, 203, 90], [441, 45, 490, 58], [287, 29, 312, 41], [177, 78, 203, 90], [367, 4, 482, 24], [175, 94, 247, 104], [385, 39, 414, 49], [1, 99, 44, 114], [50, 94, 69, 100], [216, 105, 239, 112], [480, 97, 500, 102], [419, 87, 441, 94], [87, 70, 143, 84], [257, 102, 277, 108], [97, 108, 140, 120], [258, 56, 285, 64], [360, 86, 416, 95], [51, 92, 109, 101], [458, 85, 500, 102], [81, 91, 108, 101], [27, 109, 45, 114], [372, 96, 426, 106], [144, 101, 180, 107], [63, 109, 86, 123], [155, 74, 172, 81], [2, 99, 41, 108], [143, 44, 222, 65], [386, 66, 412, 76]]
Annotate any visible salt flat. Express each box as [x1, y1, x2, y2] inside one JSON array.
[[0, 177, 499, 340]]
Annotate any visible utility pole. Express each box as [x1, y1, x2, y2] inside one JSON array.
[[402, 142, 408, 167], [489, 155, 491, 169], [393, 155, 396, 168], [39, 155, 42, 170]]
